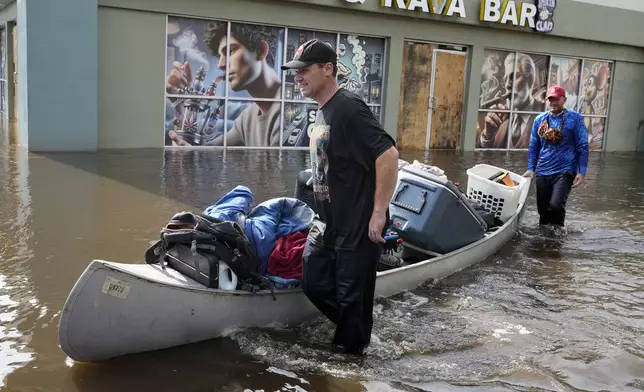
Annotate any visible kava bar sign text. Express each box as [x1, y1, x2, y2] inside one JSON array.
[[343, 0, 555, 33], [480, 0, 556, 32], [344, 0, 467, 18]]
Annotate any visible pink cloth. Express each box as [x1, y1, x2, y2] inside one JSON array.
[[267, 231, 308, 280]]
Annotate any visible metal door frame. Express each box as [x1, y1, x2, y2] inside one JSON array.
[[637, 119, 644, 152], [0, 27, 6, 117], [11, 22, 16, 121], [425, 49, 468, 150]]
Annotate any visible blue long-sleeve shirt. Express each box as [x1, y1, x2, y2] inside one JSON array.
[[527, 110, 589, 176]]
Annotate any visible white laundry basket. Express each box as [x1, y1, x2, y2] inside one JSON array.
[[466, 164, 527, 223]]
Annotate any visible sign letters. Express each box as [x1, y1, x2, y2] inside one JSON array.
[[480, 0, 538, 28], [343, 0, 467, 18], [534, 0, 556, 33], [342, 0, 555, 33], [381, 0, 466, 17]]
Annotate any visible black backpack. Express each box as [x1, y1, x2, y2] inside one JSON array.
[[145, 211, 274, 298]]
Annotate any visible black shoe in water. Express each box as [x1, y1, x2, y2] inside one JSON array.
[[331, 343, 365, 357]]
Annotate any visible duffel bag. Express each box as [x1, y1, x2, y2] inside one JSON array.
[[145, 211, 273, 296]]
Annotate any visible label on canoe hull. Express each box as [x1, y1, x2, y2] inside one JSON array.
[[101, 276, 132, 300]]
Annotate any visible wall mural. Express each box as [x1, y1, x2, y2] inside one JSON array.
[[164, 16, 385, 149], [477, 49, 612, 151]]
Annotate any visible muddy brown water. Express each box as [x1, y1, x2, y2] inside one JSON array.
[[1, 146, 643, 391]]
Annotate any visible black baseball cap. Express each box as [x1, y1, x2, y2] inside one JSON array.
[[281, 39, 337, 70]]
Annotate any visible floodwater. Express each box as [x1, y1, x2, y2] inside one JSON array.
[[0, 145, 643, 392]]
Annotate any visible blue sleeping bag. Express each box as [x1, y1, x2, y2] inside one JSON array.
[[203, 185, 253, 227], [203, 185, 315, 275]]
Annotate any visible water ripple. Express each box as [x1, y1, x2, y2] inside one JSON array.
[[1, 147, 644, 391]]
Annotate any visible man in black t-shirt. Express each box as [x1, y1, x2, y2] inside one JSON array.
[[282, 39, 399, 355]]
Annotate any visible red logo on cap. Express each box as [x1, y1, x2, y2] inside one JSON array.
[[547, 85, 565, 98], [295, 45, 304, 59]]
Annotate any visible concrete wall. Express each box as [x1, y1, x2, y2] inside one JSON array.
[[604, 61, 644, 151], [0, 3, 16, 124], [572, 0, 644, 12], [0, 2, 16, 23], [15, 0, 26, 146], [17, 0, 98, 151], [98, 8, 165, 149], [96, 0, 644, 151]]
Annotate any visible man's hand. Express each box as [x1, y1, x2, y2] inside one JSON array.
[[371, 146, 398, 243], [572, 174, 584, 188], [168, 130, 192, 146], [483, 103, 509, 139], [523, 170, 534, 178], [305, 169, 314, 186], [368, 211, 387, 244], [166, 61, 192, 93]]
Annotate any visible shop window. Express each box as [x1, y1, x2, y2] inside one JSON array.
[[280, 30, 386, 147], [476, 109, 509, 149], [477, 49, 613, 151], [338, 34, 385, 106], [164, 97, 225, 146], [340, 34, 385, 124], [548, 56, 582, 111], [578, 60, 612, 151], [284, 28, 337, 106], [548, 57, 611, 151], [164, 16, 386, 148], [477, 50, 549, 149], [282, 102, 318, 148]]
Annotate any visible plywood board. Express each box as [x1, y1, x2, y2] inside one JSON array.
[[396, 41, 433, 151], [429, 51, 466, 149]]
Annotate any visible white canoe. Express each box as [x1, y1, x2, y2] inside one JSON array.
[[58, 171, 531, 362]]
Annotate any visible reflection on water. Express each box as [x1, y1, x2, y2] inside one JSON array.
[[0, 147, 35, 388], [0, 146, 643, 391]]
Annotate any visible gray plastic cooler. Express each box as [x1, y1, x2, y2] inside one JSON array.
[[389, 165, 488, 254]]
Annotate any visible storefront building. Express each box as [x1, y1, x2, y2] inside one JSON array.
[[0, 0, 643, 152]]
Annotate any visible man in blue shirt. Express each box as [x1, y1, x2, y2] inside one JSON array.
[[523, 85, 589, 227]]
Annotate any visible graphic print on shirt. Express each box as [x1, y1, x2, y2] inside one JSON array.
[[309, 117, 330, 202]]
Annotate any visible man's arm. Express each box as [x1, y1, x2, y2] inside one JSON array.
[[205, 127, 242, 146], [373, 146, 399, 216], [206, 114, 245, 146], [348, 103, 399, 243], [347, 104, 398, 203], [527, 117, 541, 173], [575, 115, 589, 177]]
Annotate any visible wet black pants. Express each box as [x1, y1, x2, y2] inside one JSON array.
[[536, 172, 574, 226], [302, 239, 381, 354]]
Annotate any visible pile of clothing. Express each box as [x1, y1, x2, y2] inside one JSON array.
[[203, 186, 315, 289], [398, 159, 448, 181]]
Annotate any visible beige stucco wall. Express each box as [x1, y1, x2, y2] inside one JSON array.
[[98, 8, 166, 149], [605, 61, 644, 151]]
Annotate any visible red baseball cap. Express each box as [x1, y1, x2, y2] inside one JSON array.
[[547, 85, 566, 99]]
